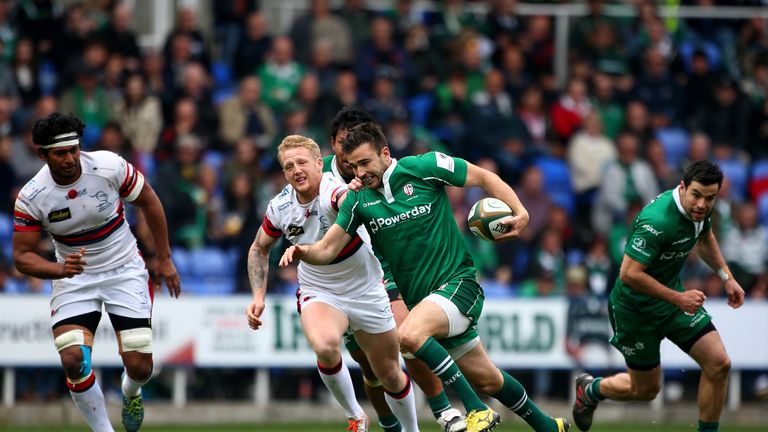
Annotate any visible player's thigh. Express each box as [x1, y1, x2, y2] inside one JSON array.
[[354, 328, 402, 375], [664, 308, 716, 358], [608, 301, 663, 370], [101, 256, 153, 320], [391, 296, 409, 327], [345, 285, 396, 336], [299, 292, 349, 347], [687, 330, 730, 374], [454, 339, 503, 394]]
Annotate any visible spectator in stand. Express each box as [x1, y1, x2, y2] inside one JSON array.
[[0, 134, 15, 213], [11, 37, 41, 117], [142, 50, 168, 99], [677, 131, 711, 177], [289, 0, 353, 66], [173, 63, 218, 145], [722, 202, 768, 293], [156, 97, 209, 161], [551, 77, 591, 141], [295, 73, 330, 135], [592, 132, 659, 236], [517, 85, 548, 150], [682, 49, 718, 123], [646, 138, 679, 190], [354, 16, 411, 95], [258, 37, 305, 115], [484, 0, 525, 48], [58, 65, 112, 149], [10, 120, 44, 183], [363, 66, 408, 126], [218, 76, 276, 150], [233, 12, 272, 80], [521, 15, 555, 77], [591, 71, 624, 140], [97, 3, 141, 71], [163, 7, 210, 71], [620, 100, 655, 150], [322, 70, 360, 118], [569, 0, 617, 62], [307, 39, 339, 95], [336, 0, 375, 50], [691, 74, 752, 152], [632, 49, 683, 124], [514, 165, 554, 245], [499, 44, 531, 103], [403, 23, 442, 96], [567, 111, 616, 218], [115, 73, 163, 156]]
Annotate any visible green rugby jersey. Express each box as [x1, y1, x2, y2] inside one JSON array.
[[611, 186, 711, 315], [335, 152, 477, 308]]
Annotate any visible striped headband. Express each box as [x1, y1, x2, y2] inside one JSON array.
[[41, 132, 80, 149]]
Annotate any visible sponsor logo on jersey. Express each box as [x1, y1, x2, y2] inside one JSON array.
[[66, 188, 87, 200], [659, 247, 694, 260], [363, 199, 382, 208], [27, 186, 47, 201], [305, 208, 318, 218], [403, 183, 414, 196], [90, 191, 111, 212], [286, 225, 305, 236], [48, 208, 72, 223], [672, 237, 691, 245], [633, 238, 646, 249], [368, 203, 432, 233], [277, 202, 292, 211], [642, 224, 663, 236]]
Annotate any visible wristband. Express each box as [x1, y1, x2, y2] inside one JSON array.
[[717, 268, 731, 282]]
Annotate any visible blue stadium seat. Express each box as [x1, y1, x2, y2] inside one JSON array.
[[0, 212, 13, 259], [758, 194, 768, 227], [534, 156, 575, 216], [171, 248, 193, 280], [656, 127, 689, 167], [407, 94, 434, 127], [718, 158, 748, 202], [188, 247, 237, 295]]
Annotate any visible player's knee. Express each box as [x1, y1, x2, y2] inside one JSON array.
[[118, 327, 153, 354], [398, 329, 426, 355], [704, 355, 731, 380], [311, 336, 342, 363], [634, 384, 661, 401], [54, 330, 92, 379], [472, 370, 503, 395], [124, 356, 154, 382], [59, 347, 86, 378], [379, 369, 406, 392]]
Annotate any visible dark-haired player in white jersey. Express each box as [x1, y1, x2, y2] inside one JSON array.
[[12, 112, 181, 432], [281, 122, 570, 432], [246, 135, 420, 432]]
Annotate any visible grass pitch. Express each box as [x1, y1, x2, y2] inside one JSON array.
[[3, 423, 766, 432]]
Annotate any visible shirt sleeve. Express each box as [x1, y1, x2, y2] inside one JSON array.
[[411, 151, 468, 187], [261, 201, 283, 238], [335, 191, 362, 236], [12, 196, 42, 232], [624, 215, 665, 266], [109, 152, 145, 202]]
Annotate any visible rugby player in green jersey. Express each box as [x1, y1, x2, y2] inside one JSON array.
[[571, 161, 745, 432], [281, 122, 570, 432], [325, 107, 466, 432]]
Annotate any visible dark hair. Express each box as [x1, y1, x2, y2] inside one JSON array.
[[330, 106, 374, 142], [342, 122, 387, 154], [682, 160, 724, 188], [32, 112, 85, 148]]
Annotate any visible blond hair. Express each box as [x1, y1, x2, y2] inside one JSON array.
[[277, 135, 322, 165]]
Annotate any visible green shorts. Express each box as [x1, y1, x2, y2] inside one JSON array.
[[343, 280, 402, 352], [608, 297, 713, 369], [431, 278, 484, 351]]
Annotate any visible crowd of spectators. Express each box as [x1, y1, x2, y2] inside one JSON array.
[[1, 0, 768, 304]]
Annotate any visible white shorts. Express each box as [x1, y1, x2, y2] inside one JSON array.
[[50, 255, 152, 326], [297, 283, 395, 335]]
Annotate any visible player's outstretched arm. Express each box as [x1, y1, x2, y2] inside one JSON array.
[[246, 227, 280, 331], [279, 225, 351, 267], [13, 231, 86, 279], [463, 161, 530, 240], [620, 254, 706, 314], [131, 181, 181, 298], [696, 230, 745, 309]]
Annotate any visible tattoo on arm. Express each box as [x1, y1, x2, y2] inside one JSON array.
[[247, 230, 274, 295]]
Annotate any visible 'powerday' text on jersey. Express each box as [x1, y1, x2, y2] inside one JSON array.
[[612, 186, 711, 315], [335, 152, 476, 308], [13, 150, 145, 272], [261, 172, 383, 297]]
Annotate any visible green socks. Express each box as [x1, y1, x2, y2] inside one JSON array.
[[414, 337, 487, 412], [427, 391, 452, 419], [491, 370, 559, 432], [379, 414, 401, 432], [698, 420, 719, 432], [586, 377, 605, 402]]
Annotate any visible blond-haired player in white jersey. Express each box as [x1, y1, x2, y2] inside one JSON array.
[[245, 135, 420, 432], [12, 113, 181, 432]]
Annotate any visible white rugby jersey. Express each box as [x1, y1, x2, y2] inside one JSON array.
[[262, 172, 383, 296], [13, 150, 145, 272]]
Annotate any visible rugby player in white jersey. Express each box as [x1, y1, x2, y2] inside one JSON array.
[[245, 135, 420, 432], [12, 113, 181, 432]]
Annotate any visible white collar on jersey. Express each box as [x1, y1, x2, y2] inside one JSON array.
[[672, 184, 705, 237], [381, 158, 398, 203], [331, 155, 342, 179]]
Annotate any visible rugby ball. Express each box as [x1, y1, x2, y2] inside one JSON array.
[[467, 198, 515, 241]]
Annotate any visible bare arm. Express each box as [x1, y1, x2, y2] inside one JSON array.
[[130, 181, 181, 297], [619, 254, 706, 313], [463, 162, 529, 240], [696, 230, 745, 308], [13, 231, 86, 279], [246, 227, 280, 330], [279, 224, 352, 267]]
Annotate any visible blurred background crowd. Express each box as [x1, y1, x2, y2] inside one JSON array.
[[1, 0, 768, 403]]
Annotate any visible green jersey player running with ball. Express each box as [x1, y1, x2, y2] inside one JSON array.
[[324, 107, 465, 432], [572, 160, 745, 432], [282, 122, 570, 432]]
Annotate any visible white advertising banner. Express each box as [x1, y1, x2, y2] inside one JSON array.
[[0, 295, 765, 369]]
